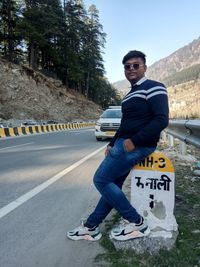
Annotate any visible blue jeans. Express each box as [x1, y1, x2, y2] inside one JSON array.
[[86, 138, 156, 227]]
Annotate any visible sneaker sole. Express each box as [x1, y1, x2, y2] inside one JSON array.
[[110, 227, 150, 241], [67, 232, 102, 241]]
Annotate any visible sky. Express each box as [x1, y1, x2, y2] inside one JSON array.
[[84, 0, 200, 83]]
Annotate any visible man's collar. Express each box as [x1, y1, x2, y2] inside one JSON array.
[[132, 76, 147, 86]]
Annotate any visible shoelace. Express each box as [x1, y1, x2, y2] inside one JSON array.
[[115, 218, 130, 230], [118, 217, 143, 227]]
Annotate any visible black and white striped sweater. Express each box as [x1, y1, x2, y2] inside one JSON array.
[[109, 77, 169, 147]]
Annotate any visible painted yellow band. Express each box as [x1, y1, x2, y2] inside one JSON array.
[[0, 128, 6, 138], [134, 151, 174, 172]]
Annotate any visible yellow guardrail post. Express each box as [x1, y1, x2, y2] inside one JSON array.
[[0, 128, 6, 138]]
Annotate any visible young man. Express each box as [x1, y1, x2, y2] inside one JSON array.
[[67, 50, 169, 241]]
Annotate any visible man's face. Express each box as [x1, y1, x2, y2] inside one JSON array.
[[124, 57, 147, 84]]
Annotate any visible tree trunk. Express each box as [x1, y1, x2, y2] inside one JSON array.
[[85, 71, 90, 98], [29, 40, 38, 70], [5, 0, 14, 62]]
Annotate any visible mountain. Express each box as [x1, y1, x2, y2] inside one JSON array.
[[146, 36, 200, 80], [113, 36, 200, 118], [112, 79, 130, 97]]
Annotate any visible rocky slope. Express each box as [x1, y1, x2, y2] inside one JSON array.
[[146, 36, 200, 81], [0, 59, 102, 125]]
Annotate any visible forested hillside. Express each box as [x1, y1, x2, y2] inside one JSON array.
[[168, 80, 200, 119], [0, 0, 120, 114], [162, 64, 200, 87]]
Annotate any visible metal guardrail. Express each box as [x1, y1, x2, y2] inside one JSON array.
[[165, 119, 200, 149]]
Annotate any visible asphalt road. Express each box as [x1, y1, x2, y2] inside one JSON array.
[[0, 129, 108, 267]]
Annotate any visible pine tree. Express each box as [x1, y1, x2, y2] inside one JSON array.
[[19, 0, 64, 70], [81, 4, 106, 99], [0, 0, 21, 62], [63, 0, 87, 89]]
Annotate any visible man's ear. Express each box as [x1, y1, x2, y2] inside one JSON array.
[[144, 65, 147, 72]]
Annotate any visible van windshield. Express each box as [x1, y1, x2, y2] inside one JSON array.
[[101, 109, 122, 119]]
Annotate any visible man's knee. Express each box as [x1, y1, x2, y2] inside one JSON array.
[[93, 172, 106, 190]]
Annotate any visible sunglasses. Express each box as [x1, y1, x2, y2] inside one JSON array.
[[124, 63, 144, 70]]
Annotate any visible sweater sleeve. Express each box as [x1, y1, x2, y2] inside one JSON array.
[[131, 92, 169, 146]]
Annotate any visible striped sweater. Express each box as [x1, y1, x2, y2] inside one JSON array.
[[109, 77, 169, 147]]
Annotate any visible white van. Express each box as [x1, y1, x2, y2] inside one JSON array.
[[95, 106, 122, 141]]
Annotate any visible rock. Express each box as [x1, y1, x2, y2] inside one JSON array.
[[179, 162, 190, 167], [178, 154, 197, 162], [193, 170, 200, 176], [191, 230, 200, 234], [193, 204, 200, 209], [53, 80, 62, 87], [111, 230, 178, 255]]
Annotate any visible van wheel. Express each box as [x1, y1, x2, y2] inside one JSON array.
[[96, 137, 102, 141]]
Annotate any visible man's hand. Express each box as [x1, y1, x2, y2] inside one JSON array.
[[105, 145, 112, 157], [124, 139, 135, 152]]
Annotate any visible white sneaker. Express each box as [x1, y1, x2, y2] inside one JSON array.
[[110, 217, 150, 241], [67, 220, 102, 241]]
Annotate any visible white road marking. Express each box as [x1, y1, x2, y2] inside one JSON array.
[[0, 142, 33, 151], [0, 144, 107, 219]]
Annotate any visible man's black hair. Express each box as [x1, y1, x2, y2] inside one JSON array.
[[122, 50, 146, 65]]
